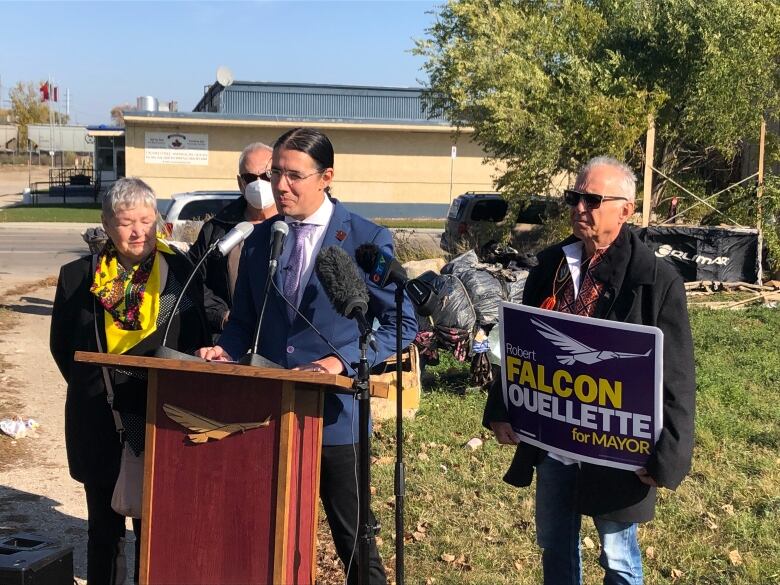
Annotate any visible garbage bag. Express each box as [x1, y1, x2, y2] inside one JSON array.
[[443, 250, 529, 327], [413, 271, 477, 334]]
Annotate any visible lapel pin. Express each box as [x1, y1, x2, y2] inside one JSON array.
[[336, 230, 347, 242]]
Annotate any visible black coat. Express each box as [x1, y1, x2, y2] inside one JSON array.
[[188, 197, 246, 334], [483, 224, 696, 523], [50, 251, 210, 485]]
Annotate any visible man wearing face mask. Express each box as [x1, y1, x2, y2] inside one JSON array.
[[189, 142, 278, 338]]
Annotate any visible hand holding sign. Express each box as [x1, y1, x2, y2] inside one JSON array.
[[490, 422, 521, 445]]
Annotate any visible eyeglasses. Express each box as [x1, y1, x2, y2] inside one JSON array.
[[266, 168, 323, 183], [239, 172, 271, 184], [563, 189, 629, 210]]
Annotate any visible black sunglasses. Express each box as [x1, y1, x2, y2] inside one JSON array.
[[239, 172, 271, 184], [564, 189, 628, 210]]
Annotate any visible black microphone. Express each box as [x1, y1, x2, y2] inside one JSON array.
[[355, 243, 408, 288], [268, 277, 357, 376], [154, 222, 255, 360], [268, 220, 289, 276], [240, 221, 289, 368], [354, 243, 436, 315], [315, 246, 374, 340]]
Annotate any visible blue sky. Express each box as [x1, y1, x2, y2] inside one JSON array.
[[0, 0, 440, 125]]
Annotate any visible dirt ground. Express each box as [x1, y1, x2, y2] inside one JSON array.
[[0, 274, 376, 584], [0, 164, 50, 205], [0, 277, 106, 583]]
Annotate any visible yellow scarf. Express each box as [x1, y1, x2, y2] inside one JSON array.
[[92, 237, 174, 354]]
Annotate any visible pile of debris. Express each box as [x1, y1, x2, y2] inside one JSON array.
[[409, 244, 535, 386], [685, 280, 780, 309]]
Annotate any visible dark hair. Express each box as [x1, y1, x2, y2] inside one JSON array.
[[273, 127, 334, 171]]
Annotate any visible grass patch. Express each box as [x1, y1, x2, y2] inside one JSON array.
[[393, 230, 444, 263], [0, 204, 101, 223], [378, 218, 445, 229], [366, 306, 780, 584]]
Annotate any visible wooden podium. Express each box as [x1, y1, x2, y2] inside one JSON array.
[[75, 352, 381, 585]]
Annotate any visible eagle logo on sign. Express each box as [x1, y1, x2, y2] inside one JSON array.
[[531, 318, 651, 366]]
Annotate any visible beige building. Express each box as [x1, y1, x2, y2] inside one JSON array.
[[123, 82, 502, 217]]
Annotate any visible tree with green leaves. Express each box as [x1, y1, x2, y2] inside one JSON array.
[[9, 81, 68, 148], [415, 0, 780, 212]]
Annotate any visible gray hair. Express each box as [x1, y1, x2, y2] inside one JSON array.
[[577, 156, 637, 201], [102, 177, 157, 217], [238, 142, 272, 173]]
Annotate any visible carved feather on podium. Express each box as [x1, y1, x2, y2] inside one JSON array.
[[162, 403, 271, 443]]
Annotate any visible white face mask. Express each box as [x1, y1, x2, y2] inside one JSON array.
[[244, 179, 275, 210]]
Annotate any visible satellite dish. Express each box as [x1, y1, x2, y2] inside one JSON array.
[[216, 66, 234, 87]]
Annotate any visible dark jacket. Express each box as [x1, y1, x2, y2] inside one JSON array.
[[218, 200, 419, 445], [188, 196, 246, 334], [483, 224, 696, 522], [50, 250, 210, 485]]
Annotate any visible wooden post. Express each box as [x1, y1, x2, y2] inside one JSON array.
[[642, 114, 655, 227], [757, 118, 766, 285]]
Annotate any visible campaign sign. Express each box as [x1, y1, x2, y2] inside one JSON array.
[[500, 302, 663, 470]]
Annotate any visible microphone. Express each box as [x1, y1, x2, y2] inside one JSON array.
[[240, 221, 289, 368], [268, 277, 357, 376], [216, 221, 254, 257], [355, 243, 407, 288], [268, 220, 289, 276], [405, 276, 438, 316], [354, 243, 436, 314], [154, 222, 255, 360], [315, 246, 374, 340]]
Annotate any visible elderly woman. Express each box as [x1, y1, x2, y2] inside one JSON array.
[[50, 177, 209, 584]]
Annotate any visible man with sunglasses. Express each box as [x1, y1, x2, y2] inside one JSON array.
[[484, 156, 696, 584], [189, 142, 278, 338]]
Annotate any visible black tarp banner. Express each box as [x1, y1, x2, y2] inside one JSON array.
[[637, 226, 759, 283]]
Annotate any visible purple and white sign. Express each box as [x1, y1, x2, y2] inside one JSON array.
[[500, 302, 664, 470]]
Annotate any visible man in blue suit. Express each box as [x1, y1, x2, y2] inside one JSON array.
[[198, 128, 417, 584]]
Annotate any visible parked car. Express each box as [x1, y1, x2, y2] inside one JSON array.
[[162, 191, 240, 244], [440, 192, 562, 254]]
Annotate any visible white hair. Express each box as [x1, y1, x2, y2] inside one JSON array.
[[578, 156, 637, 201], [238, 142, 272, 173], [102, 177, 156, 217]]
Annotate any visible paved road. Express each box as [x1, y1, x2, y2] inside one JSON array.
[[0, 222, 444, 289], [0, 224, 91, 285]]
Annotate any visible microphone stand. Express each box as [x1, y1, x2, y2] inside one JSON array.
[[239, 258, 282, 368], [355, 321, 375, 585], [154, 242, 217, 361], [394, 286, 405, 585]]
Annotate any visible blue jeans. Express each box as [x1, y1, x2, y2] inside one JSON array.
[[535, 455, 644, 585]]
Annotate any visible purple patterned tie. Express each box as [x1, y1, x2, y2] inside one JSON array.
[[282, 222, 316, 320]]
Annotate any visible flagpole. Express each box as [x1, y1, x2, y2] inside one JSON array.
[[48, 75, 54, 167]]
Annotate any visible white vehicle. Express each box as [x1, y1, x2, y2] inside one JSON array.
[[162, 191, 240, 244]]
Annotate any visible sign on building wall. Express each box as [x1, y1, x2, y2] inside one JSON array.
[[144, 132, 208, 166]]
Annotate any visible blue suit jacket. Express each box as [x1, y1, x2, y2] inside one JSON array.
[[218, 200, 418, 445]]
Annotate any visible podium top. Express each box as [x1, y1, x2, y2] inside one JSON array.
[[74, 351, 390, 397]]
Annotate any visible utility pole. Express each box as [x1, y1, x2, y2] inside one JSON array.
[[449, 144, 457, 203], [757, 118, 766, 285], [642, 114, 655, 227]]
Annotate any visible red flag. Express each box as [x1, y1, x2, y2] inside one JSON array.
[[39, 82, 49, 102]]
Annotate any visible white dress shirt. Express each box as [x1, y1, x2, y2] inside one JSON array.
[[279, 196, 335, 308]]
